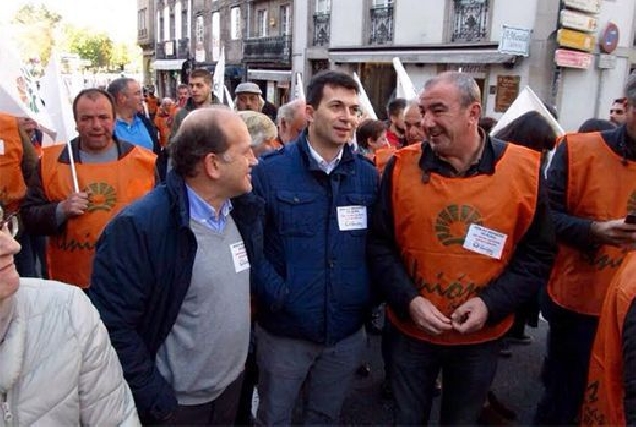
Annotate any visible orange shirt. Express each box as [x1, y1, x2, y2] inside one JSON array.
[[0, 114, 26, 213], [154, 113, 173, 148]]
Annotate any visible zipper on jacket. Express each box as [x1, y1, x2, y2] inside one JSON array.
[[1, 392, 13, 424]]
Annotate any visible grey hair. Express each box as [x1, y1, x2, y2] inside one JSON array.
[[237, 111, 277, 147], [424, 72, 481, 108], [277, 100, 301, 125], [626, 72, 636, 106], [107, 78, 136, 101]]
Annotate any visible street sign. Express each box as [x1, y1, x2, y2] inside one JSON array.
[[562, 0, 601, 14], [598, 54, 617, 69], [498, 25, 532, 57], [555, 49, 593, 69], [557, 29, 595, 52], [560, 9, 598, 32], [599, 22, 620, 53]]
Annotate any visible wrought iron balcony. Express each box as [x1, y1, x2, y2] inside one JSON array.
[[369, 6, 393, 45], [313, 13, 330, 47], [243, 35, 291, 63], [155, 39, 190, 59], [451, 0, 488, 42]]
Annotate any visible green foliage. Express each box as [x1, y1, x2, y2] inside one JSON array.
[[64, 26, 114, 69], [11, 2, 63, 67]]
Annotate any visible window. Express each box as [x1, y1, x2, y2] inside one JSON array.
[[257, 9, 268, 37], [156, 10, 162, 41], [316, 0, 330, 14], [452, 0, 489, 42], [163, 5, 170, 41], [212, 11, 221, 60], [372, 0, 393, 6], [138, 9, 147, 31], [196, 15, 204, 44], [175, 1, 182, 40], [231, 7, 241, 40], [280, 5, 291, 36]]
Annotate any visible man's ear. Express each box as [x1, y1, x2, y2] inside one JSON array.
[[306, 104, 315, 125]]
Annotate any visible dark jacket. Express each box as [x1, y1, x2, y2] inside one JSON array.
[[21, 137, 157, 236], [547, 125, 636, 249], [137, 112, 167, 182], [367, 137, 557, 325], [251, 131, 379, 345], [624, 299, 636, 424], [87, 170, 263, 423]]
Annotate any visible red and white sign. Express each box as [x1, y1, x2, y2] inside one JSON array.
[[555, 49, 593, 69]]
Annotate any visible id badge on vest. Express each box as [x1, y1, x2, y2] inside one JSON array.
[[463, 224, 508, 260], [230, 241, 250, 273], [337, 205, 367, 231]]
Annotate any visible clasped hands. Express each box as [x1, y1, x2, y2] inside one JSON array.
[[408, 296, 488, 335]]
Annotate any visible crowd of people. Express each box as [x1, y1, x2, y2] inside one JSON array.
[[0, 67, 636, 426]]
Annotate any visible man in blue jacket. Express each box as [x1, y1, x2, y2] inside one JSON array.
[[251, 70, 378, 425], [88, 106, 261, 425]]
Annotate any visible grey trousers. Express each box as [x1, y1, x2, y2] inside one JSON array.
[[254, 324, 365, 426]]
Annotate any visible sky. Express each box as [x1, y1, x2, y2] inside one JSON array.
[[4, 0, 137, 43]]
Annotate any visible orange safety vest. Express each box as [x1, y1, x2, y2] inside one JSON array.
[[41, 143, 156, 288], [154, 113, 172, 147], [548, 132, 636, 316], [580, 252, 636, 426], [374, 147, 395, 175], [0, 114, 26, 213], [388, 143, 540, 345]]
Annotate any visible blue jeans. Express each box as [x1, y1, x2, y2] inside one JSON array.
[[255, 324, 364, 426], [390, 327, 500, 425], [534, 296, 598, 425]]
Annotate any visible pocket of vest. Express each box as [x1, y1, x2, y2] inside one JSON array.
[[276, 191, 319, 236]]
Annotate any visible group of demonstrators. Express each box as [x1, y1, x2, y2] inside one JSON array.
[[0, 66, 636, 427]]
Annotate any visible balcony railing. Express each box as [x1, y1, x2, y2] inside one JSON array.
[[155, 39, 190, 59], [138, 29, 148, 39], [451, 0, 488, 42], [369, 6, 393, 45], [313, 13, 330, 47], [243, 35, 291, 63]]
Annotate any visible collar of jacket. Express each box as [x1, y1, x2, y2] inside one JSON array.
[[165, 170, 264, 229], [296, 129, 356, 176], [57, 136, 131, 164]]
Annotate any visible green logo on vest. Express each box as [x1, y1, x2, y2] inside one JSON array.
[[86, 182, 117, 212], [435, 204, 483, 246]]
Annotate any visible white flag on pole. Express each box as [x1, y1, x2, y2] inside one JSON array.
[[40, 51, 77, 143], [213, 46, 226, 104], [392, 57, 417, 101], [293, 72, 305, 101], [224, 85, 235, 110], [352, 72, 377, 120]]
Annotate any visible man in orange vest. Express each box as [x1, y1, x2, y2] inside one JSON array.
[[154, 98, 174, 148], [145, 87, 160, 121], [20, 89, 157, 288], [402, 100, 424, 146], [579, 251, 636, 426], [367, 72, 556, 425], [0, 113, 38, 277], [535, 73, 636, 426]]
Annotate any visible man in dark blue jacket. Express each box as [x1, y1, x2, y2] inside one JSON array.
[[250, 70, 378, 425], [89, 106, 262, 425]]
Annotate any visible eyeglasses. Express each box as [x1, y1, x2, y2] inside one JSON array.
[[0, 208, 19, 238]]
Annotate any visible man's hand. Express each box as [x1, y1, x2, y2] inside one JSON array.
[[409, 296, 453, 335], [60, 192, 90, 217], [591, 219, 636, 246], [451, 297, 488, 334]]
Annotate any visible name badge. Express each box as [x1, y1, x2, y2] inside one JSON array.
[[463, 224, 507, 260], [230, 242, 250, 273], [0, 139, 4, 155], [337, 205, 367, 231]]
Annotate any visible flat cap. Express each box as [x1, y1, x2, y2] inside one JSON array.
[[235, 82, 262, 95]]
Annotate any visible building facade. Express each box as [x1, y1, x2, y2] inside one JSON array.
[[292, 0, 636, 130], [137, 0, 156, 87]]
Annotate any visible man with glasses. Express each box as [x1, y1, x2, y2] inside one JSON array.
[[250, 70, 378, 425]]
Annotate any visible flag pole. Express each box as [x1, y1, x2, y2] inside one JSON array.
[[66, 141, 79, 193]]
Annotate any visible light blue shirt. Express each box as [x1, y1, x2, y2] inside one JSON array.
[[307, 140, 343, 174], [186, 185, 233, 233], [114, 115, 153, 151]]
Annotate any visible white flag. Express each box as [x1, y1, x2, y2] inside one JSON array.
[[293, 72, 305, 101], [392, 57, 417, 101], [213, 46, 226, 104], [353, 72, 377, 120], [40, 51, 77, 143]]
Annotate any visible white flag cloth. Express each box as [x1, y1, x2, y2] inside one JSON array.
[[213, 46, 226, 104], [353, 72, 377, 120], [224, 85, 235, 110], [293, 72, 305, 101], [392, 57, 417, 101], [490, 86, 564, 137], [0, 32, 56, 136], [40, 52, 78, 144]]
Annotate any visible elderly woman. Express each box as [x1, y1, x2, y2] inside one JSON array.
[[237, 111, 282, 157]]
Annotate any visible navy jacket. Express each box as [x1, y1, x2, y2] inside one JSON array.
[[251, 131, 379, 345], [88, 170, 263, 423]]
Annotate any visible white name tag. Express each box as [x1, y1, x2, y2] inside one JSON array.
[[230, 242, 250, 273], [463, 224, 508, 260], [337, 205, 367, 231], [0, 139, 4, 155]]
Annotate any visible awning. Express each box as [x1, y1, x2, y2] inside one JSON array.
[[328, 49, 515, 65], [151, 59, 187, 70], [247, 69, 291, 82]]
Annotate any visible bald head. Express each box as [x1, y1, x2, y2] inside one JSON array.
[[403, 100, 423, 145]]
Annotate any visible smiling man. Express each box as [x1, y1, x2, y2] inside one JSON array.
[[250, 70, 378, 425], [21, 89, 156, 289], [367, 72, 556, 425]]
